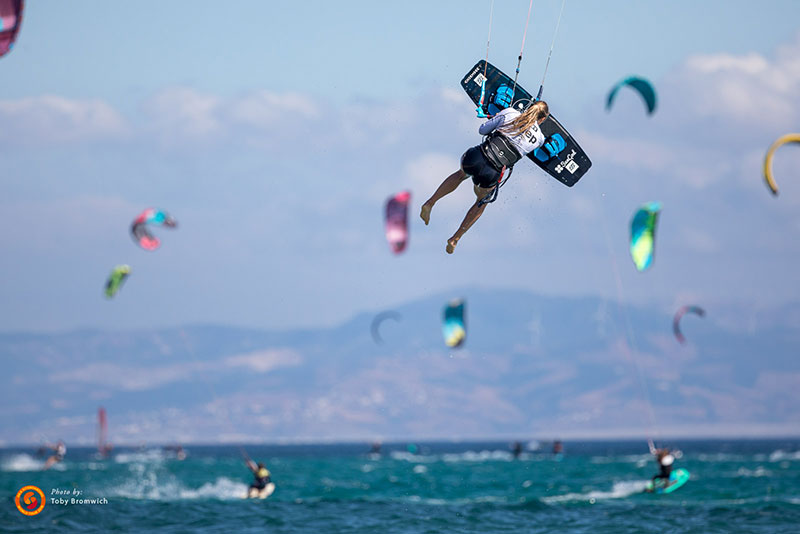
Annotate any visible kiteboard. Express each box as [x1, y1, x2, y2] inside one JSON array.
[[245, 482, 275, 500], [644, 468, 690, 494], [460, 60, 591, 187]]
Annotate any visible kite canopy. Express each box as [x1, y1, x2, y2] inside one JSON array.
[[105, 265, 131, 299], [385, 191, 410, 254], [630, 202, 661, 272], [0, 0, 23, 59], [442, 299, 466, 348], [370, 310, 402, 345], [606, 76, 657, 115], [673, 305, 706, 344], [763, 133, 800, 196], [131, 208, 177, 251]]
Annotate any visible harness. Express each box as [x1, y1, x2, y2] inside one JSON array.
[[480, 131, 522, 170], [477, 132, 521, 206]]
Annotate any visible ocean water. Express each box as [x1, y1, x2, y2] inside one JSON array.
[[1, 439, 799, 533]]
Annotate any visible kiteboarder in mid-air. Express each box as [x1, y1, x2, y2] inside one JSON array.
[[419, 100, 549, 254]]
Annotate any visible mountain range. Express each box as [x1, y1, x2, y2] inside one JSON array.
[[2, 288, 798, 446]]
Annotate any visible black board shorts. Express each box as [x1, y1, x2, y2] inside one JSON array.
[[460, 146, 502, 189]]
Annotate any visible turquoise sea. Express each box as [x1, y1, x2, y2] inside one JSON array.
[[2, 439, 799, 533]]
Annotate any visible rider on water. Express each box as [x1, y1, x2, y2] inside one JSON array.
[[649, 440, 675, 486], [420, 100, 549, 254], [246, 458, 272, 495], [42, 440, 67, 470]]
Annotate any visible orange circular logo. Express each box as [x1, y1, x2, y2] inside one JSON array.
[[15, 485, 46, 516]]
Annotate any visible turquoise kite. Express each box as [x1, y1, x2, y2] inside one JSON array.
[[105, 265, 131, 298], [630, 202, 661, 272], [442, 299, 466, 348], [606, 76, 657, 115]]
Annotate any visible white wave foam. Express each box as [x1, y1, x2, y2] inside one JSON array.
[[110, 475, 247, 501], [769, 450, 800, 462], [390, 449, 517, 464], [442, 450, 515, 463], [542, 480, 648, 504], [0, 453, 44, 471], [85, 462, 108, 471], [591, 454, 651, 465], [696, 453, 747, 462], [113, 449, 167, 464], [735, 466, 772, 478], [178, 477, 248, 500], [389, 451, 436, 463], [403, 495, 510, 506]]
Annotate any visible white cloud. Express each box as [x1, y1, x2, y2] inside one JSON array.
[[0, 96, 127, 143], [686, 52, 770, 76], [671, 36, 800, 131], [228, 91, 319, 128], [144, 87, 222, 142]]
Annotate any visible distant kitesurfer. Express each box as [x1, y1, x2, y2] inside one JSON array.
[[164, 444, 186, 460], [553, 440, 563, 455], [245, 458, 274, 498], [42, 440, 67, 470], [511, 441, 523, 459], [649, 441, 675, 487], [420, 100, 549, 254]]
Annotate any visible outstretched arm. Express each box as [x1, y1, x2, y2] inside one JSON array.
[[478, 113, 505, 136], [245, 459, 257, 473]]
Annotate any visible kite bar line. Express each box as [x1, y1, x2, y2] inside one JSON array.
[[476, 0, 496, 118], [589, 181, 660, 448], [483, 0, 494, 77], [536, 0, 567, 101], [179, 329, 255, 462], [511, 0, 535, 97]]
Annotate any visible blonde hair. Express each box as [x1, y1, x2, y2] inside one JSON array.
[[498, 100, 549, 138]]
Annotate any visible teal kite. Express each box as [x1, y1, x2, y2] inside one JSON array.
[[630, 202, 661, 272], [442, 299, 466, 348], [105, 265, 131, 298], [607, 77, 657, 115]]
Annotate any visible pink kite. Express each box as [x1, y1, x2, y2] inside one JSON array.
[[385, 191, 410, 254], [0, 0, 23, 59]]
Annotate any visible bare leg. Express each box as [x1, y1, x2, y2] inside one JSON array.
[[446, 185, 493, 254], [420, 169, 467, 225]]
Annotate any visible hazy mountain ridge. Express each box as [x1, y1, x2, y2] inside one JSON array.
[[2, 289, 798, 445]]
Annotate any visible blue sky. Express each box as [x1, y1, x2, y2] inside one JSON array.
[[1, 0, 800, 332]]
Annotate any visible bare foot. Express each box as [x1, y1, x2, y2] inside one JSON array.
[[420, 203, 432, 225], [446, 238, 458, 254]]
